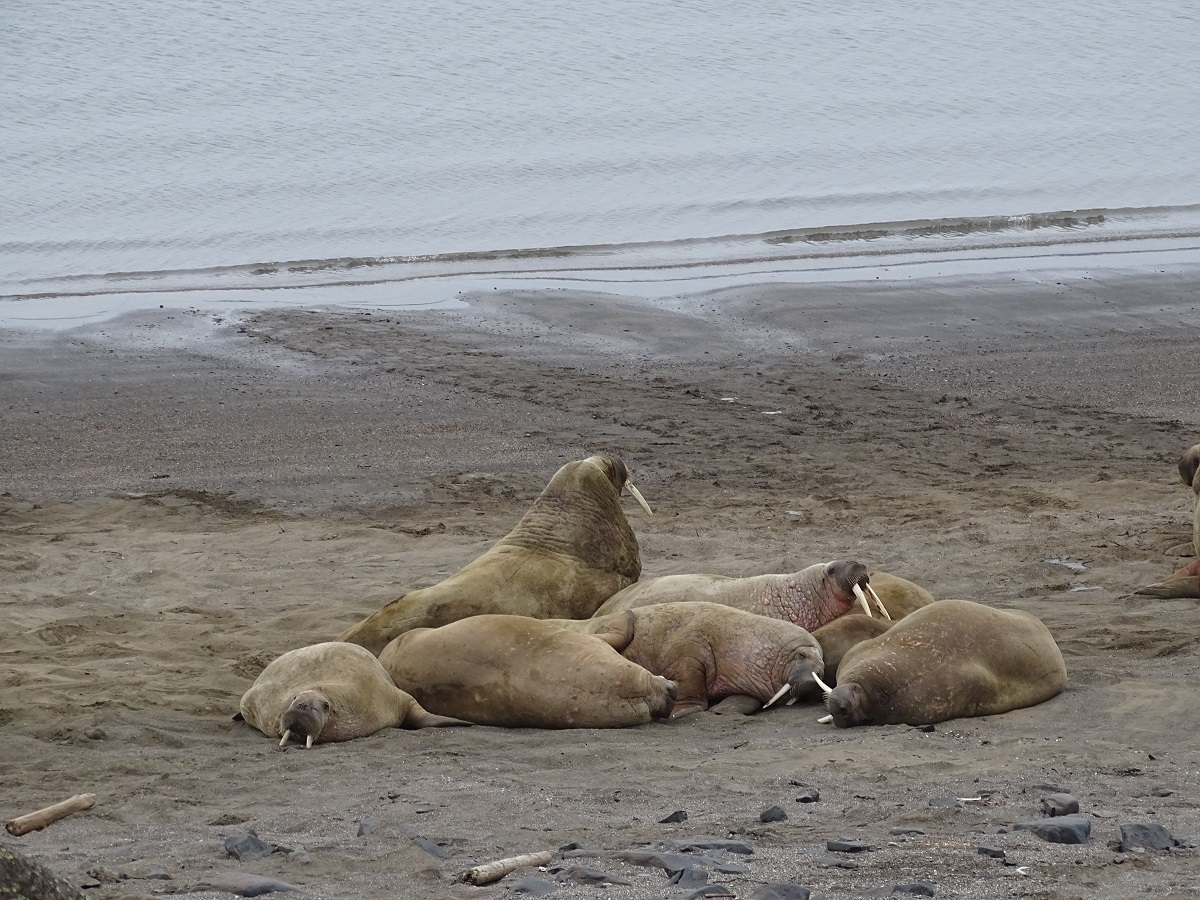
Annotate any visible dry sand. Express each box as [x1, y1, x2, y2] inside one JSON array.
[[3, 268, 1200, 899]]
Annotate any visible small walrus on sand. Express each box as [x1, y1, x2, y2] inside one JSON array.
[[551, 602, 824, 717], [339, 455, 653, 654], [239, 642, 470, 747], [591, 560, 886, 631], [1134, 443, 1200, 598], [814, 599, 1066, 728], [379, 615, 677, 728]]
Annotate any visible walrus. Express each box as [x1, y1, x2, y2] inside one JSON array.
[[379, 615, 677, 728], [1133, 444, 1200, 598], [338, 455, 654, 654], [865, 572, 935, 619], [814, 599, 1066, 728], [239, 642, 470, 747], [590, 560, 886, 631], [810, 613, 894, 685], [549, 602, 825, 717]]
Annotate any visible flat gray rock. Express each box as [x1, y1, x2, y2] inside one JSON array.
[[508, 875, 557, 895], [194, 873, 302, 896], [1042, 793, 1080, 817], [223, 831, 277, 861], [1118, 823, 1176, 852], [1015, 815, 1091, 844], [751, 885, 811, 900]]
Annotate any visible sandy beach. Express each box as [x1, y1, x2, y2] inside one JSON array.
[[3, 267, 1200, 899]]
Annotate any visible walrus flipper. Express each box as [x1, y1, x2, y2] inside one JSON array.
[[1130, 575, 1200, 599]]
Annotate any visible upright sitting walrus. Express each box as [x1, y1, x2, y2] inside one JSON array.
[[551, 602, 825, 717], [591, 560, 883, 632], [379, 615, 677, 728], [339, 455, 653, 654], [239, 642, 470, 747], [817, 599, 1066, 728], [1133, 443, 1200, 598]]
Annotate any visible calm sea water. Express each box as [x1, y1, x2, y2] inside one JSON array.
[[3, 0, 1200, 316]]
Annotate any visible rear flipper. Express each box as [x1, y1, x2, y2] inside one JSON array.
[[1131, 559, 1200, 599]]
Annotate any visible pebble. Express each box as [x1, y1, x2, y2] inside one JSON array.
[[827, 838, 871, 853], [194, 873, 301, 896], [356, 816, 380, 837], [660, 810, 689, 823], [1118, 823, 1177, 852], [795, 789, 820, 803], [667, 867, 709, 887], [820, 852, 859, 869], [751, 886, 810, 900], [1015, 814, 1091, 844], [978, 845, 1005, 859], [892, 882, 936, 896], [509, 875, 557, 895], [1042, 793, 1080, 817], [223, 830, 277, 861], [85, 727, 107, 740], [760, 805, 789, 823]]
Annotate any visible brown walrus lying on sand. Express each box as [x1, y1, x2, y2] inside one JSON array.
[[379, 615, 678, 728], [812, 599, 1066, 728], [338, 455, 653, 654], [1133, 443, 1200, 598], [590, 560, 891, 631], [239, 642, 470, 747], [550, 602, 825, 717]]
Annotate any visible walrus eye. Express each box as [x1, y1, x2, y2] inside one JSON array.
[[322, 701, 330, 711]]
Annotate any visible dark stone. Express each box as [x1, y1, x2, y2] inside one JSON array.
[[917, 724, 935, 732], [1015, 815, 1091, 844], [667, 867, 709, 887], [671, 838, 754, 855], [715, 861, 750, 875], [85, 727, 107, 740], [660, 810, 689, 823], [1152, 788, 1175, 797], [795, 789, 820, 803], [977, 845, 1005, 859], [928, 797, 963, 809], [614, 850, 712, 871], [680, 887, 735, 899], [412, 836, 451, 859], [0, 845, 87, 900], [827, 838, 871, 853], [892, 882, 936, 896], [356, 816, 380, 837], [889, 827, 925, 836], [559, 867, 631, 886], [195, 873, 302, 896], [760, 805, 789, 823], [223, 830, 277, 861], [751, 885, 811, 900], [509, 875, 557, 895], [1118, 823, 1176, 852], [1042, 793, 1080, 817], [558, 849, 597, 859], [820, 852, 859, 869], [557, 841, 586, 852]]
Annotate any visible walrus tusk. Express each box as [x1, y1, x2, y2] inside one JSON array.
[[852, 584, 873, 617], [460, 850, 554, 885], [6, 794, 97, 837], [786, 697, 797, 706], [817, 714, 833, 724], [305, 734, 314, 749], [763, 684, 791, 709], [867, 583, 892, 620], [812, 672, 834, 697], [279, 729, 291, 747], [625, 480, 653, 516]]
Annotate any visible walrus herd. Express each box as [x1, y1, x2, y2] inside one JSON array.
[[238, 452, 1088, 743]]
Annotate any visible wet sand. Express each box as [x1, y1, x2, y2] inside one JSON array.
[[3, 268, 1200, 899]]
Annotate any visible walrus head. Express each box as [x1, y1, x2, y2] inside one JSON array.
[[824, 682, 870, 728], [279, 690, 331, 749], [762, 645, 825, 709], [581, 455, 654, 516], [1179, 444, 1200, 491]]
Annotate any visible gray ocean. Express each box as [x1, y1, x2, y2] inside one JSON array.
[[3, 0, 1200, 320]]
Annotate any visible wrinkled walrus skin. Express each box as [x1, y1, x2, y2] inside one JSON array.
[[239, 642, 469, 746], [810, 613, 893, 685], [1134, 444, 1200, 598], [338, 455, 644, 654], [825, 599, 1066, 728], [591, 560, 870, 632], [551, 602, 824, 717], [379, 615, 678, 729]]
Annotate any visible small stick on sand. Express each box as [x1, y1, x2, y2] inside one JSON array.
[[460, 850, 553, 886], [6, 793, 97, 837]]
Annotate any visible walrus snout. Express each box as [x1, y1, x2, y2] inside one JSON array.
[[825, 560, 869, 593], [280, 691, 330, 747], [826, 683, 866, 729]]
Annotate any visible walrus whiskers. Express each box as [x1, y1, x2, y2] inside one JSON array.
[[812, 672, 834, 697], [278, 729, 291, 747], [867, 583, 892, 620], [762, 684, 791, 709], [852, 584, 873, 617], [625, 481, 653, 516]]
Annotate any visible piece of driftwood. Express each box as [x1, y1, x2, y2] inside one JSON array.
[[460, 850, 553, 885], [5, 794, 97, 837]]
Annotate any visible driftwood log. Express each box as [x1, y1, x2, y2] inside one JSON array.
[[5, 794, 96, 837], [460, 850, 553, 886]]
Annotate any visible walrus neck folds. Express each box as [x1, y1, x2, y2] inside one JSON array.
[[754, 563, 861, 631]]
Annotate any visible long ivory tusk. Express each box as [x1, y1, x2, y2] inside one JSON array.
[[812, 672, 834, 696], [852, 584, 873, 617], [763, 684, 790, 709], [279, 729, 291, 747], [305, 734, 314, 749], [867, 583, 892, 620], [626, 481, 653, 516], [817, 714, 833, 724]]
